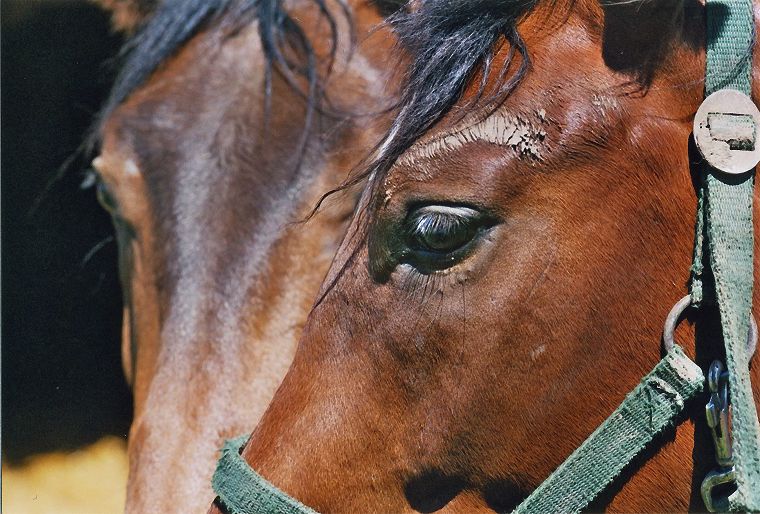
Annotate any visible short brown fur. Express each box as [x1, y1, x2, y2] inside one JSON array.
[[216, 1, 760, 512], [95, 1, 397, 511]]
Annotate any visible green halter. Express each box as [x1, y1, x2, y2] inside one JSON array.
[[689, 1, 760, 511], [211, 1, 759, 511]]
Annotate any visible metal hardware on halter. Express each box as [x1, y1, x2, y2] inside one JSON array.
[[702, 466, 737, 513], [662, 295, 758, 357], [702, 360, 735, 513], [693, 89, 760, 174], [662, 296, 758, 512], [706, 361, 733, 467]]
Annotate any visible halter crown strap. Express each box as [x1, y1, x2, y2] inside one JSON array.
[[691, 0, 760, 511]]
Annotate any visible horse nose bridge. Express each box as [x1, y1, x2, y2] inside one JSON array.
[[125, 299, 298, 509], [125, 356, 253, 513], [124, 410, 224, 513]]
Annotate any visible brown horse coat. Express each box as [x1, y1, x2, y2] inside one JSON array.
[[214, 1, 760, 512], [94, 0, 397, 510]]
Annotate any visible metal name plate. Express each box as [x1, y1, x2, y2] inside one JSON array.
[[694, 89, 760, 175]]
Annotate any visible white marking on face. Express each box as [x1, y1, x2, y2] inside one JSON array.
[[92, 156, 106, 173], [350, 51, 386, 99]]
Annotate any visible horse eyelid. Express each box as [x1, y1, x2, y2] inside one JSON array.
[[408, 207, 481, 244], [96, 180, 120, 215]]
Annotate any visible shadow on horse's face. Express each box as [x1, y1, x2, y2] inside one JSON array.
[[92, 1, 395, 511], [235, 1, 760, 512]]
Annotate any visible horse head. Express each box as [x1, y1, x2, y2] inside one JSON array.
[[92, 0, 397, 510], [225, 1, 760, 512]]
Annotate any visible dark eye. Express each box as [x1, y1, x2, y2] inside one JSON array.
[[96, 180, 119, 215], [408, 205, 481, 254], [81, 168, 120, 216], [368, 204, 496, 280]]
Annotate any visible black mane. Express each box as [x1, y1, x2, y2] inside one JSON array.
[[313, 0, 537, 215], [380, 0, 536, 169]]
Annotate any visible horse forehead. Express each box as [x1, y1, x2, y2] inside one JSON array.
[[380, 106, 551, 200], [100, 22, 266, 156]]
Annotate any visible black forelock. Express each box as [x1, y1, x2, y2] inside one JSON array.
[[312, 0, 538, 217], [381, 0, 538, 164], [91, 0, 352, 150], [92, 0, 538, 201]]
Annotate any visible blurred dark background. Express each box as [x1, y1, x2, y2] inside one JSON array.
[[2, 0, 132, 462]]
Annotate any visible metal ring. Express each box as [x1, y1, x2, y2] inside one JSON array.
[[662, 295, 757, 359]]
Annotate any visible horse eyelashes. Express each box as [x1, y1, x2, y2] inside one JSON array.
[[407, 206, 480, 254]]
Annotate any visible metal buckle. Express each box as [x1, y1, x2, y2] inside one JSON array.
[[661, 296, 758, 511], [662, 295, 758, 358], [694, 89, 760, 175], [702, 465, 736, 513], [705, 361, 733, 467]]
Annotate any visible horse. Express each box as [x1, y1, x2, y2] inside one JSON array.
[[91, 0, 399, 511], [210, 0, 760, 512]]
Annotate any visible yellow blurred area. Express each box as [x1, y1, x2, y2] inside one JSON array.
[[2, 437, 128, 514]]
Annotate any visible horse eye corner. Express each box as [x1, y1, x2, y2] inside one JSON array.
[[96, 179, 120, 214]]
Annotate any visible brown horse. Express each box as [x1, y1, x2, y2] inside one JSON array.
[[92, 0, 398, 511], [213, 0, 760, 512]]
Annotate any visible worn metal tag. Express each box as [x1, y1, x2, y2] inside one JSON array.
[[694, 89, 760, 174]]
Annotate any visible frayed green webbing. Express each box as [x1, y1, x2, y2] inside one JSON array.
[[692, 0, 755, 305], [211, 350, 702, 514], [212, 436, 317, 514], [690, 0, 760, 510], [512, 346, 704, 514]]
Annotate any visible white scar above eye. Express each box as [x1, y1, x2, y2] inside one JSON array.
[[397, 110, 548, 166], [124, 159, 141, 177]]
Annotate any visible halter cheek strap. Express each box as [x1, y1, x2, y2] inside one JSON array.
[[512, 346, 704, 514], [690, 1, 760, 511]]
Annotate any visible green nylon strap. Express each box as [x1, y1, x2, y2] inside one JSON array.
[[211, 347, 703, 514], [512, 346, 704, 514], [692, 0, 754, 304], [212, 436, 316, 514], [693, 0, 760, 511]]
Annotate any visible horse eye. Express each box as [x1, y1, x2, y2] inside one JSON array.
[[407, 205, 481, 254], [96, 180, 119, 215]]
